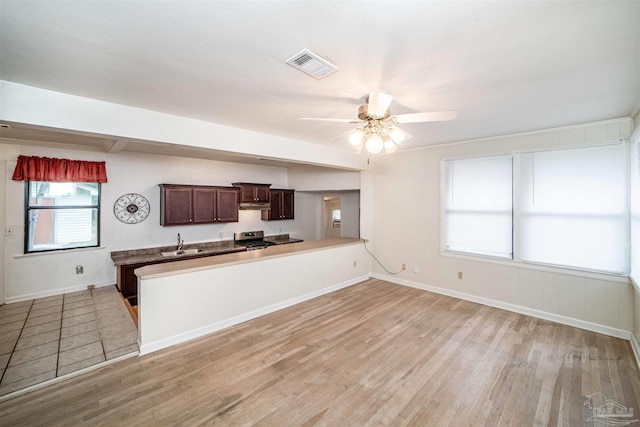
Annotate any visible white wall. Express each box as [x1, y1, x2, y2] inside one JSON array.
[[138, 242, 369, 354], [292, 192, 321, 241], [370, 118, 634, 337], [340, 191, 360, 239], [0, 149, 6, 304], [288, 165, 361, 191], [0, 142, 323, 302]]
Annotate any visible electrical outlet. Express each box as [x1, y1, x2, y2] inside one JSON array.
[[219, 231, 224, 238], [458, 271, 463, 279], [76, 265, 84, 275], [402, 263, 406, 271], [414, 266, 420, 274]]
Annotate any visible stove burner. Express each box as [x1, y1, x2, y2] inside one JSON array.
[[234, 230, 275, 251], [239, 241, 275, 251]]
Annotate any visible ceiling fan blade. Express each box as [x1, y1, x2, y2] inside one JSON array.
[[299, 118, 363, 124], [331, 128, 359, 141], [367, 92, 393, 119], [391, 111, 457, 124]]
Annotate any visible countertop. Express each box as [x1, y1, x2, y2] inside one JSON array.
[[110, 234, 304, 266], [136, 238, 363, 280], [110, 241, 246, 266], [264, 237, 304, 245]]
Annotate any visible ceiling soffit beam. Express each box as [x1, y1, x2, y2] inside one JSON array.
[[106, 139, 128, 154], [0, 81, 369, 171]]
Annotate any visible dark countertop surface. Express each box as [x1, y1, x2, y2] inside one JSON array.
[[264, 237, 304, 245], [111, 234, 303, 266]]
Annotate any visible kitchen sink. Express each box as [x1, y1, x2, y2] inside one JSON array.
[[160, 248, 203, 257]]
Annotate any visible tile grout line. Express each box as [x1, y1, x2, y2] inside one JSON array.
[[90, 288, 108, 362], [1, 289, 136, 394], [55, 295, 65, 378], [0, 299, 35, 387]]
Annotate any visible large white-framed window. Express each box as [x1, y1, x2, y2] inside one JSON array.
[[442, 142, 628, 275], [630, 134, 640, 283], [442, 155, 513, 258], [25, 181, 101, 253]]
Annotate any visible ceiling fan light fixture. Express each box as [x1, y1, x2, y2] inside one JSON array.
[[367, 92, 393, 119], [388, 126, 406, 144], [384, 140, 398, 153], [351, 140, 363, 154], [365, 134, 383, 154], [349, 129, 364, 146]]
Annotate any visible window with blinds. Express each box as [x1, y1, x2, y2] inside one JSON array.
[[442, 155, 513, 258], [442, 142, 628, 275], [520, 144, 627, 274], [631, 135, 640, 282]]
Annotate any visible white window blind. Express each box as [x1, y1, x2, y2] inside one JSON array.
[[443, 155, 513, 258], [519, 144, 627, 274], [630, 135, 640, 282]]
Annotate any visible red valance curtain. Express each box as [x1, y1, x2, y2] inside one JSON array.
[[12, 155, 108, 183]]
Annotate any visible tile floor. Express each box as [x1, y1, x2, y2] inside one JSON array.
[[0, 285, 138, 396]]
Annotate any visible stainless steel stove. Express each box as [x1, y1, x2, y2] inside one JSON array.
[[234, 231, 275, 251]]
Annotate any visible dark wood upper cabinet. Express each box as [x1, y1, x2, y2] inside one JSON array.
[[262, 189, 295, 221], [232, 183, 271, 203], [160, 186, 193, 226], [216, 188, 241, 222], [160, 184, 239, 226], [192, 187, 217, 224], [281, 190, 294, 219]]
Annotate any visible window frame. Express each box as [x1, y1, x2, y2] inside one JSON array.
[[441, 141, 629, 277], [441, 154, 514, 259], [24, 181, 101, 254]]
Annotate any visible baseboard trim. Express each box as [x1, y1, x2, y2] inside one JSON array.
[[4, 280, 115, 304], [371, 273, 631, 340], [139, 275, 369, 356]]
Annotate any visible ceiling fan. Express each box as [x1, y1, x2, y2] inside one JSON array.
[[300, 92, 457, 154]]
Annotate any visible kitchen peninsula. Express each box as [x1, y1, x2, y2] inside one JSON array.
[[134, 238, 368, 355]]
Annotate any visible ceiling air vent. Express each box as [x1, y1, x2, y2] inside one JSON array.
[[285, 49, 339, 79]]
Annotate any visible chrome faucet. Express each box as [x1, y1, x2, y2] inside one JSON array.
[[177, 233, 184, 251]]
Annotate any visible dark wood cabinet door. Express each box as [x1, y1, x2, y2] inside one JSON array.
[[192, 188, 217, 223], [233, 183, 271, 202], [270, 190, 283, 219], [282, 190, 295, 219], [118, 262, 148, 299], [262, 189, 294, 220], [255, 186, 270, 203], [238, 186, 256, 203], [161, 186, 193, 225], [216, 188, 239, 222]]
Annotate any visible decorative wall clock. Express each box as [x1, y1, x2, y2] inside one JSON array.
[[114, 193, 150, 224]]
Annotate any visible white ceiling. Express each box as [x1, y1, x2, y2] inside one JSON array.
[[0, 0, 638, 154]]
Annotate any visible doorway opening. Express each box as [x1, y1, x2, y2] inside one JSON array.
[[321, 191, 360, 239], [322, 196, 341, 239]]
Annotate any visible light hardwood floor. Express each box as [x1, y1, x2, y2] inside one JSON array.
[[0, 278, 638, 426]]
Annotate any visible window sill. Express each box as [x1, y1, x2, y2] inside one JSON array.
[[13, 246, 107, 259], [440, 250, 630, 284]]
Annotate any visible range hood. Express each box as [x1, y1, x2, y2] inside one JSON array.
[[239, 202, 271, 210]]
